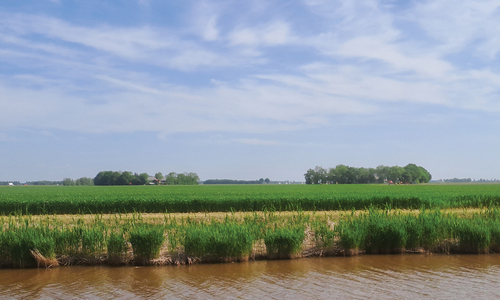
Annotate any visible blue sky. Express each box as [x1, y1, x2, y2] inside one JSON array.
[[1, 0, 500, 182]]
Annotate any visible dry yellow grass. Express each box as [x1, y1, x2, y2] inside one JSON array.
[[2, 207, 486, 228], [30, 249, 58, 268]]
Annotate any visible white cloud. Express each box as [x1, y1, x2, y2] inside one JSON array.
[[302, 0, 399, 39], [0, 33, 83, 60], [256, 69, 448, 107], [412, 0, 500, 58], [0, 13, 170, 55], [0, 13, 234, 71], [336, 37, 453, 78], [188, 1, 221, 41], [1, 1, 500, 138], [203, 16, 219, 41], [0, 70, 376, 135], [165, 48, 228, 71], [228, 22, 292, 46]]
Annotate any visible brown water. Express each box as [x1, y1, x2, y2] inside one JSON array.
[[2, 255, 500, 299]]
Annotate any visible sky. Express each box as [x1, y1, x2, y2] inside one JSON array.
[[1, 0, 500, 182]]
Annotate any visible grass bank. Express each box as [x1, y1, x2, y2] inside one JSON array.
[[3, 208, 500, 268]]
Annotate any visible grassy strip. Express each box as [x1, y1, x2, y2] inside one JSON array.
[[3, 208, 500, 268], [336, 208, 500, 255]]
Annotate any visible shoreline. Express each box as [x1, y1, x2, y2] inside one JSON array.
[[8, 242, 500, 270], [3, 232, 496, 269]]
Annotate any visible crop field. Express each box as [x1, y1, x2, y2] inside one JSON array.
[[1, 184, 500, 215], [2, 183, 500, 268]]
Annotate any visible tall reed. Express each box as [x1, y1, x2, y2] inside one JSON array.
[[183, 221, 256, 261], [0, 227, 56, 268], [106, 230, 128, 264], [264, 226, 305, 258], [128, 224, 165, 265], [336, 216, 365, 255]]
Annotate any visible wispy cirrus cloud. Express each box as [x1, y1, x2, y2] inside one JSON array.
[[1, 0, 500, 139], [2, 0, 500, 182], [228, 21, 293, 46], [0, 12, 239, 71], [412, 0, 500, 58]]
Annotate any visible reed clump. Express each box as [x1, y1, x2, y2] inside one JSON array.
[[54, 218, 107, 264], [336, 216, 365, 256], [363, 210, 408, 254], [312, 218, 336, 255], [264, 226, 305, 258], [183, 221, 256, 262], [452, 217, 491, 254], [106, 230, 129, 265], [332, 208, 500, 255], [129, 224, 165, 265], [0, 227, 57, 268]]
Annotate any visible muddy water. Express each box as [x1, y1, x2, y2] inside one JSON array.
[[2, 255, 500, 299]]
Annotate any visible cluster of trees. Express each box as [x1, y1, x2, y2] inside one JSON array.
[[476, 179, 500, 183], [304, 164, 432, 184], [442, 178, 472, 183], [93, 171, 150, 186], [160, 172, 200, 185], [437, 178, 500, 183], [62, 177, 94, 186], [26, 181, 63, 186], [203, 178, 271, 185]]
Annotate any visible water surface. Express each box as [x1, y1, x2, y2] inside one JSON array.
[[2, 255, 500, 299]]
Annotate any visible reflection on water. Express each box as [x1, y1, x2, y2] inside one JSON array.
[[2, 255, 500, 299]]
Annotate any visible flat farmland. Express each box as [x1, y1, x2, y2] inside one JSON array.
[[1, 184, 500, 215]]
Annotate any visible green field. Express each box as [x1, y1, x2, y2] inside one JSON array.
[[2, 183, 500, 268], [1, 183, 500, 215]]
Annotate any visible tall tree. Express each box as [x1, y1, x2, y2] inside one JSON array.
[[63, 178, 75, 186], [335, 165, 349, 184], [154, 172, 163, 185], [304, 169, 315, 184], [165, 172, 178, 185]]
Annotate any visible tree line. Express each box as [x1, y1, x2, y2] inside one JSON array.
[[92, 171, 200, 186], [203, 178, 271, 185], [27, 180, 63, 186], [154, 172, 200, 185], [441, 178, 472, 183], [63, 177, 95, 186], [0, 181, 22, 186], [304, 164, 431, 184], [92, 171, 149, 186]]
